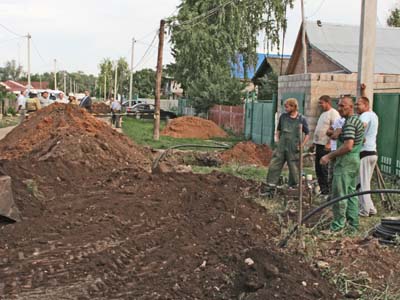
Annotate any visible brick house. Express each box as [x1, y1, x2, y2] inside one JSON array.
[[278, 21, 400, 141], [0, 80, 50, 95]]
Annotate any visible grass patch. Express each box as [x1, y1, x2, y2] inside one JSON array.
[[0, 116, 18, 128], [192, 164, 267, 182], [122, 117, 242, 149]]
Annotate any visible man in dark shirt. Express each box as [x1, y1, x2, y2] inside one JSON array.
[[320, 96, 364, 232], [79, 90, 92, 112], [265, 98, 310, 189]]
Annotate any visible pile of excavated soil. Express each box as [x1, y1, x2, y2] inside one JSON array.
[[220, 141, 273, 166], [0, 103, 151, 175], [0, 161, 340, 299], [161, 116, 228, 139], [92, 102, 110, 114], [0, 105, 341, 299]]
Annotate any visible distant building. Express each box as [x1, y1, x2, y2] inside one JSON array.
[[0, 80, 50, 94]]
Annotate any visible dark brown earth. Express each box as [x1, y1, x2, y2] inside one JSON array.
[[0, 104, 342, 299]]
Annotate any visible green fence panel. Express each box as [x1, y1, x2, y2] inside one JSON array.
[[373, 93, 400, 176], [281, 93, 305, 114], [244, 100, 275, 145]]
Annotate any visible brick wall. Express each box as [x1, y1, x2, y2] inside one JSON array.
[[292, 47, 344, 74]]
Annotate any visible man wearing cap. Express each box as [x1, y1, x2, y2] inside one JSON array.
[[26, 91, 41, 113], [68, 93, 78, 105]]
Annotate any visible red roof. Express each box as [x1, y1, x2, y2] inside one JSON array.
[[0, 80, 49, 92]]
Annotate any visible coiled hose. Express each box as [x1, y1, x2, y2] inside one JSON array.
[[278, 189, 400, 248]]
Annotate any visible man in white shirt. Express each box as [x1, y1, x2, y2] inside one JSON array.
[[356, 96, 379, 217], [110, 98, 122, 127], [312, 95, 340, 196], [39, 91, 52, 107], [17, 90, 27, 123]]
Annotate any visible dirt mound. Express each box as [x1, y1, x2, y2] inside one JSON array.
[[0, 162, 340, 299], [0, 103, 151, 174], [161, 116, 228, 139], [220, 141, 273, 166], [92, 102, 110, 114]]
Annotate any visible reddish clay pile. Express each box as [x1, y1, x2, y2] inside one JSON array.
[[0, 103, 151, 173], [161, 116, 228, 139], [91, 102, 110, 114], [220, 141, 273, 166]]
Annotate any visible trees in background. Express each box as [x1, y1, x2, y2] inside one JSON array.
[[0, 60, 23, 81], [169, 0, 292, 112], [387, 6, 400, 27]]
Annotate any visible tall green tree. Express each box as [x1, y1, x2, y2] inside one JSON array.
[[97, 58, 129, 99], [0, 60, 23, 81], [169, 0, 292, 112], [387, 7, 400, 27]]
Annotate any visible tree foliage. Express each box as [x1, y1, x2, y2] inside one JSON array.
[[169, 0, 292, 112], [0, 60, 23, 81], [97, 58, 130, 99], [387, 7, 400, 27], [257, 71, 278, 100]]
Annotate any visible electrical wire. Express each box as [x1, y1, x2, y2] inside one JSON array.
[[134, 32, 158, 69], [0, 36, 23, 45], [306, 0, 327, 19], [0, 23, 25, 38], [31, 39, 49, 66]]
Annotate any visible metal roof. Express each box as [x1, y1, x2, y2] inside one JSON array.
[[306, 21, 400, 74]]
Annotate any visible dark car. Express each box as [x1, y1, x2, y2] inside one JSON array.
[[126, 103, 177, 120]]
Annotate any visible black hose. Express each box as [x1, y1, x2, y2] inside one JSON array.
[[278, 189, 400, 248], [151, 144, 231, 172]]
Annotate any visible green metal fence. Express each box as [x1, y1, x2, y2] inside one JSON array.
[[177, 99, 195, 116], [373, 93, 400, 176], [244, 94, 276, 145]]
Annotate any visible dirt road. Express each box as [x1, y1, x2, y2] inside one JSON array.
[[0, 125, 16, 140]]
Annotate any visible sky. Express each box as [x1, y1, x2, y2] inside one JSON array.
[[0, 0, 398, 76]]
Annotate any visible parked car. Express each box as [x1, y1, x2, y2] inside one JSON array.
[[126, 103, 177, 120], [122, 99, 144, 108]]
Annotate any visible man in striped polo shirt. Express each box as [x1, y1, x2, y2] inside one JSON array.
[[320, 96, 364, 232]]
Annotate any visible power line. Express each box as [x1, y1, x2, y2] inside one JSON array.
[[134, 32, 158, 69], [306, 0, 327, 19], [0, 23, 25, 38], [0, 36, 23, 45], [31, 39, 49, 66]]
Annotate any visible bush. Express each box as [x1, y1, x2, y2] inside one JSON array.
[[7, 107, 16, 116]]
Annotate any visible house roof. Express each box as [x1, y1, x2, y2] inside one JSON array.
[[305, 21, 400, 74], [0, 80, 49, 92], [253, 54, 291, 80], [231, 53, 266, 80]]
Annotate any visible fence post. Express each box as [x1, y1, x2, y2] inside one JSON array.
[[250, 91, 255, 141], [272, 93, 277, 145]]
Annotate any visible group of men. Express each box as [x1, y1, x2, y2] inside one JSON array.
[[265, 91, 379, 233], [16, 89, 92, 122]]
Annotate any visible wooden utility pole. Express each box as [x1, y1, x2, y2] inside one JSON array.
[[129, 37, 136, 100], [27, 33, 31, 89], [301, 0, 307, 74], [153, 19, 165, 141], [357, 0, 377, 106], [54, 59, 57, 90], [63, 72, 67, 93], [114, 61, 118, 102], [104, 74, 107, 100]]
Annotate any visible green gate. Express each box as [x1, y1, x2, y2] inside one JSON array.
[[373, 93, 400, 176], [245, 97, 276, 145]]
